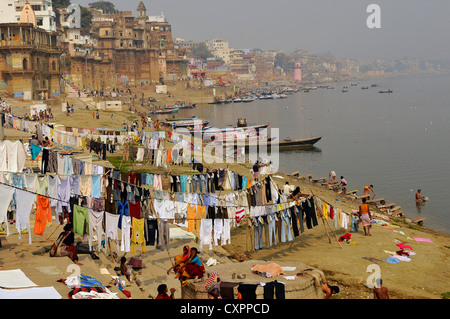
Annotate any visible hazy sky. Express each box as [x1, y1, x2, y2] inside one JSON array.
[[73, 0, 450, 60]]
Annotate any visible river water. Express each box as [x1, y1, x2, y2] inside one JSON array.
[[167, 73, 450, 234]]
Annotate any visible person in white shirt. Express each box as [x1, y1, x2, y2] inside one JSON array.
[[283, 182, 291, 196]]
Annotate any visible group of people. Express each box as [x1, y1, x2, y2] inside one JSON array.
[[23, 109, 54, 122], [166, 245, 205, 287], [30, 134, 51, 147]]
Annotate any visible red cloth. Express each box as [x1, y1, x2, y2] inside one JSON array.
[[339, 233, 352, 242], [122, 290, 132, 298], [129, 201, 141, 219], [184, 263, 205, 279]]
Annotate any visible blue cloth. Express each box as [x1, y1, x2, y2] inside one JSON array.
[[30, 144, 41, 161], [192, 256, 202, 266], [91, 175, 101, 198], [385, 257, 400, 264], [117, 201, 129, 229], [180, 175, 187, 193], [147, 173, 153, 186], [64, 156, 74, 175], [79, 274, 105, 289], [350, 214, 359, 232], [242, 176, 248, 190]]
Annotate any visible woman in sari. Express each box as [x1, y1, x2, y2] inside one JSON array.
[[205, 272, 222, 299], [50, 223, 82, 265], [180, 247, 205, 286], [167, 245, 191, 278]]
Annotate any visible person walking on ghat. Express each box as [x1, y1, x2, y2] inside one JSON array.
[[358, 198, 372, 236]]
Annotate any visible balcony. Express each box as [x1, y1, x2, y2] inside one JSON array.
[[0, 40, 34, 50]]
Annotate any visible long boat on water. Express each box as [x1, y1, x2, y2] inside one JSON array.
[[205, 136, 322, 151], [165, 116, 199, 122], [150, 109, 178, 114], [163, 117, 210, 129]]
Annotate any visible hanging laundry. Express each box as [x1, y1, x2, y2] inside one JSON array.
[[34, 195, 52, 236], [15, 189, 36, 244], [73, 205, 89, 237], [131, 217, 145, 254], [0, 184, 16, 236], [88, 209, 104, 252], [199, 219, 213, 252]]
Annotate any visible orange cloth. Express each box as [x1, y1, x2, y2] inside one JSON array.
[[166, 149, 173, 163], [252, 263, 284, 277], [186, 204, 197, 233], [195, 205, 207, 237], [360, 203, 370, 215], [34, 195, 51, 236]]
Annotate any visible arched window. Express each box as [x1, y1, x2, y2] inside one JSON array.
[[52, 61, 56, 71], [23, 58, 28, 70]]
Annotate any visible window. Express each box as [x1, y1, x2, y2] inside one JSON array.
[[37, 18, 43, 26]]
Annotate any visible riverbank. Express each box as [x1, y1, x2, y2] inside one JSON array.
[[1, 92, 449, 300]]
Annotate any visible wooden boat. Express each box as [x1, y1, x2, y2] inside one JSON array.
[[177, 103, 196, 109], [207, 136, 322, 151], [378, 89, 393, 93], [165, 116, 198, 122], [164, 119, 210, 128], [151, 109, 175, 114]]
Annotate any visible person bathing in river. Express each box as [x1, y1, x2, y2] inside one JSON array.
[[362, 184, 376, 199], [415, 189, 427, 204]]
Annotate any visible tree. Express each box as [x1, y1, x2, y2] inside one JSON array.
[[52, 0, 71, 9], [191, 43, 213, 61], [80, 6, 93, 34], [88, 1, 117, 14], [274, 52, 295, 71]]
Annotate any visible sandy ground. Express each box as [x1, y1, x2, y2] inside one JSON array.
[[1, 92, 449, 300]]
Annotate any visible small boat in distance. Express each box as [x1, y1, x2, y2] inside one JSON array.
[[150, 109, 176, 114], [378, 89, 393, 93]]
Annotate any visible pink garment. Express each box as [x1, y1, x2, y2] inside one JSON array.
[[396, 243, 414, 250], [390, 254, 411, 262], [414, 237, 434, 244]]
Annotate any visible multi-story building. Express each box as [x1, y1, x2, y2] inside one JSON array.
[[79, 1, 187, 88], [0, 0, 57, 33], [207, 38, 231, 65], [0, 2, 62, 99]]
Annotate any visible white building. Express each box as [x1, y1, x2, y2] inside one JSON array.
[[207, 38, 232, 65], [207, 38, 229, 52], [0, 0, 56, 32]]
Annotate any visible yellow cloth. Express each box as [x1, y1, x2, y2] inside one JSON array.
[[131, 217, 145, 254], [322, 202, 328, 220]]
